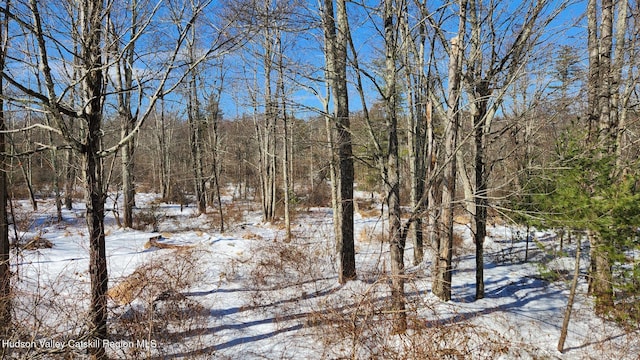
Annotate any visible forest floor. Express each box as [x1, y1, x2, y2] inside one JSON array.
[[5, 191, 640, 359]]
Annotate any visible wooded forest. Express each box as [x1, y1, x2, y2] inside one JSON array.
[[1, 0, 639, 359]]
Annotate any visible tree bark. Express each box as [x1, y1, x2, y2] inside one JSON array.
[[47, 118, 63, 222], [382, 0, 407, 332], [64, 147, 75, 209], [257, 14, 278, 223], [156, 97, 171, 200], [207, 94, 225, 232], [276, 32, 291, 241], [188, 65, 207, 214], [0, 6, 11, 332], [586, 0, 615, 312], [120, 1, 138, 228], [322, 0, 356, 283], [77, 0, 109, 356], [586, 0, 600, 143], [558, 237, 582, 353], [0, 104, 8, 336], [121, 116, 136, 227], [399, 6, 427, 266], [434, 1, 466, 300]]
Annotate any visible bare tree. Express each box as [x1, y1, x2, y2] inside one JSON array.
[[460, 0, 562, 300], [108, 0, 142, 228], [1, 1, 237, 357], [155, 96, 172, 200], [381, 0, 406, 332], [206, 91, 225, 231], [322, 0, 356, 283], [187, 25, 208, 214], [0, 0, 10, 335], [247, 0, 280, 222], [433, 0, 467, 301], [276, 31, 292, 241]]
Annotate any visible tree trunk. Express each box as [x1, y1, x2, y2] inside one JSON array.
[[0, 113, 8, 336], [399, 9, 427, 265], [383, 0, 407, 332], [207, 95, 225, 232], [79, 0, 108, 356], [188, 69, 207, 214], [84, 142, 108, 360], [325, 114, 340, 251], [18, 157, 37, 211], [277, 33, 291, 241], [322, 0, 355, 283], [257, 18, 278, 223], [48, 121, 63, 222], [121, 125, 135, 227], [0, 12, 11, 332], [64, 147, 75, 209], [589, 231, 614, 314], [586, 0, 615, 312], [111, 1, 139, 228], [156, 97, 171, 200], [336, 0, 355, 283], [472, 93, 489, 300], [434, 2, 466, 299], [558, 237, 581, 353]]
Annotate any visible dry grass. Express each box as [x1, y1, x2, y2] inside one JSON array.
[[19, 235, 54, 250], [109, 247, 212, 359], [108, 248, 201, 306], [143, 235, 193, 251], [358, 226, 387, 243], [307, 276, 515, 360], [242, 232, 263, 240], [355, 199, 382, 218]]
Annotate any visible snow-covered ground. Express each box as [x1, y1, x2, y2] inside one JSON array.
[[5, 193, 640, 359]]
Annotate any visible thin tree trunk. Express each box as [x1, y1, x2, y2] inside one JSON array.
[[473, 101, 488, 300], [325, 114, 340, 251], [0, 113, 8, 336], [322, 0, 355, 282], [434, 2, 466, 299], [112, 0, 138, 228], [107, 5, 138, 229], [586, 0, 600, 143], [65, 23, 79, 211], [0, 7, 11, 332], [48, 120, 63, 222], [558, 237, 581, 352], [121, 123, 135, 227], [399, 10, 426, 265], [156, 96, 170, 200], [335, 0, 355, 283], [383, 0, 407, 332], [84, 143, 107, 360], [208, 95, 225, 232], [18, 156, 37, 211], [258, 18, 277, 223], [76, 0, 109, 355], [64, 147, 75, 209], [188, 70, 207, 214], [587, 0, 615, 312], [277, 33, 291, 241], [609, 0, 628, 157]]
